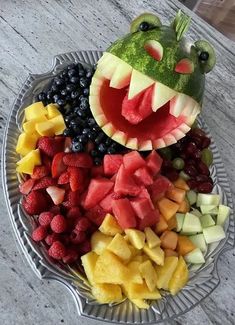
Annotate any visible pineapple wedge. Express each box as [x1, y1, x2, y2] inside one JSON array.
[[24, 101, 47, 120], [131, 299, 150, 309], [107, 233, 131, 261], [155, 256, 178, 290], [91, 231, 112, 255], [139, 260, 158, 292], [99, 213, 123, 236], [125, 229, 146, 249], [168, 256, 189, 295], [81, 251, 98, 285], [127, 282, 161, 300], [46, 103, 61, 119], [127, 261, 143, 284], [144, 227, 161, 248], [143, 245, 164, 265], [92, 283, 122, 303]]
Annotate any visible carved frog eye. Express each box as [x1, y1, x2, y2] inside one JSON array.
[[144, 40, 163, 61], [130, 13, 162, 33], [195, 40, 216, 73]]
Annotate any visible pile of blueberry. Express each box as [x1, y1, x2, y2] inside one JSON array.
[[36, 63, 125, 165]]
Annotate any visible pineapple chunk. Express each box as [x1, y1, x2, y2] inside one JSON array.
[[143, 245, 164, 265], [131, 255, 144, 263], [35, 120, 55, 137], [92, 283, 122, 303], [128, 245, 140, 260], [144, 227, 161, 248], [107, 233, 131, 261], [16, 149, 41, 174], [94, 250, 128, 284], [127, 261, 143, 284], [24, 102, 47, 120], [139, 260, 158, 292], [46, 103, 61, 119], [127, 282, 161, 300], [23, 115, 48, 134], [50, 114, 66, 135], [130, 299, 150, 309], [91, 231, 112, 255], [168, 256, 189, 295], [155, 256, 178, 290], [81, 251, 98, 285], [125, 229, 145, 249], [16, 133, 38, 156], [99, 213, 123, 236]]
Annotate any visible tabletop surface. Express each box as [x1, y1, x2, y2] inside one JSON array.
[[0, 0, 234, 324]]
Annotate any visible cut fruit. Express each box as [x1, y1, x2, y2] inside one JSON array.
[[46, 186, 65, 205], [99, 213, 123, 236], [92, 283, 122, 303], [217, 205, 230, 226], [189, 234, 207, 252], [155, 214, 168, 235], [107, 233, 131, 261], [143, 245, 164, 265], [152, 82, 177, 112], [110, 61, 132, 89], [130, 197, 154, 219], [168, 256, 189, 295], [184, 248, 205, 264], [23, 116, 47, 134], [181, 212, 202, 234], [103, 154, 123, 176], [126, 282, 161, 300], [177, 235, 196, 256], [46, 104, 61, 119], [24, 102, 47, 120], [35, 120, 55, 137], [134, 167, 153, 186], [125, 229, 146, 250], [157, 198, 179, 221], [123, 151, 146, 173], [175, 58, 194, 74], [164, 249, 178, 257], [49, 114, 66, 135], [160, 230, 178, 250], [128, 69, 154, 100], [16, 133, 38, 156], [91, 231, 113, 255], [203, 225, 226, 244], [200, 205, 218, 215], [139, 260, 158, 292], [146, 150, 163, 176], [114, 165, 140, 197], [186, 190, 197, 205], [149, 175, 172, 203], [177, 199, 190, 213], [200, 214, 215, 228], [16, 149, 41, 175], [112, 198, 137, 229], [156, 256, 178, 290], [144, 40, 163, 61], [173, 178, 190, 191], [175, 213, 185, 232], [167, 215, 177, 231], [138, 209, 160, 230], [144, 227, 161, 248], [196, 193, 220, 207], [166, 187, 186, 204], [81, 251, 99, 285], [84, 178, 114, 209], [127, 261, 143, 284]]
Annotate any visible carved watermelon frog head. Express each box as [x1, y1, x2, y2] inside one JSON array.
[[89, 11, 216, 150]]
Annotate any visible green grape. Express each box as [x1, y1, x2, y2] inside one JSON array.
[[172, 157, 185, 170], [201, 148, 213, 166]]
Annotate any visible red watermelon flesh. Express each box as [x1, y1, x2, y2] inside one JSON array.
[[134, 166, 153, 186], [146, 150, 163, 176], [83, 178, 114, 209], [99, 191, 120, 213], [103, 154, 123, 176], [123, 151, 146, 173], [149, 175, 173, 203], [85, 205, 106, 226], [91, 165, 104, 178], [175, 58, 194, 74], [138, 188, 154, 209], [112, 198, 137, 229], [144, 42, 163, 61], [114, 165, 140, 197], [130, 197, 154, 219], [138, 209, 160, 230]]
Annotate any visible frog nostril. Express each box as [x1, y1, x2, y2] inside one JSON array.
[[144, 40, 163, 61]]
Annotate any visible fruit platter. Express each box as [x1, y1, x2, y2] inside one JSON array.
[[2, 10, 234, 324]]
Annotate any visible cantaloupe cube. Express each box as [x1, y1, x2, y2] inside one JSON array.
[[155, 214, 168, 235], [24, 102, 47, 120], [16, 133, 38, 156], [164, 249, 178, 257], [144, 227, 161, 248], [35, 120, 55, 136], [177, 199, 190, 213], [16, 149, 41, 174], [143, 245, 164, 265], [139, 260, 158, 292], [23, 115, 48, 134], [173, 178, 190, 191], [107, 233, 131, 261], [99, 213, 123, 236], [125, 229, 145, 249], [157, 198, 180, 221], [81, 251, 98, 285], [91, 231, 113, 255], [127, 261, 143, 284], [177, 235, 196, 256], [94, 250, 128, 284], [130, 299, 150, 309], [50, 114, 66, 135], [156, 256, 178, 290], [168, 256, 189, 295], [46, 103, 61, 119], [92, 283, 122, 303], [166, 187, 186, 204], [167, 215, 177, 231], [127, 282, 161, 300], [160, 231, 178, 250]]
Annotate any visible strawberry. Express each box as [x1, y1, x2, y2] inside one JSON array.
[[51, 152, 66, 178], [68, 167, 85, 192], [66, 207, 81, 220], [64, 137, 72, 153], [31, 165, 50, 179], [63, 153, 93, 168], [62, 248, 78, 264], [38, 136, 65, 158], [33, 176, 56, 190], [58, 171, 70, 185], [41, 153, 52, 170], [46, 186, 65, 205], [62, 190, 80, 208], [22, 190, 50, 215], [91, 165, 104, 178], [19, 178, 35, 195]]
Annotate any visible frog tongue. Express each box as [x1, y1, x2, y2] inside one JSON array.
[[121, 85, 154, 124]]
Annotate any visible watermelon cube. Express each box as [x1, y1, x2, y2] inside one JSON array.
[[114, 165, 140, 197], [84, 178, 114, 209], [123, 151, 146, 173], [103, 154, 123, 176], [99, 192, 114, 213], [146, 151, 163, 176], [138, 209, 160, 230], [130, 197, 154, 219], [112, 198, 137, 229], [91, 165, 104, 178], [134, 166, 153, 186], [85, 205, 106, 226], [138, 188, 154, 209], [149, 175, 172, 203]]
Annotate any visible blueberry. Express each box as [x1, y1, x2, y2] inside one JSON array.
[[87, 117, 95, 126], [86, 70, 93, 78], [105, 138, 112, 146], [70, 76, 80, 84], [92, 125, 100, 132], [72, 142, 85, 152], [95, 133, 105, 144], [78, 70, 85, 77], [64, 114, 75, 124], [74, 117, 86, 127], [68, 69, 78, 78], [83, 88, 89, 96], [51, 84, 59, 92], [66, 83, 76, 92], [82, 128, 90, 135], [98, 143, 107, 153], [90, 150, 99, 157], [76, 110, 87, 118], [94, 157, 102, 166], [67, 64, 76, 70], [61, 89, 68, 97], [80, 98, 89, 110], [107, 146, 116, 154], [57, 99, 66, 106], [37, 92, 46, 102], [53, 94, 60, 103], [80, 77, 89, 88], [71, 90, 81, 99], [61, 70, 68, 78], [55, 77, 64, 87], [63, 128, 74, 136], [79, 134, 88, 144], [46, 90, 54, 101], [79, 95, 86, 102], [87, 130, 97, 140]]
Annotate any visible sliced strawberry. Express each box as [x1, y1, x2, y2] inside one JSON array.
[[46, 186, 65, 205], [51, 152, 66, 178], [63, 153, 93, 168], [68, 167, 85, 192], [33, 177, 56, 190], [31, 165, 50, 179], [22, 190, 50, 215], [58, 171, 70, 185], [63, 190, 80, 208], [91, 165, 104, 178], [41, 153, 52, 170], [64, 137, 72, 153], [38, 136, 65, 158], [19, 178, 35, 195]]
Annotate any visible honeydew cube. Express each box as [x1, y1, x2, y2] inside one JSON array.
[[200, 214, 215, 228], [186, 190, 197, 205], [203, 225, 226, 244], [16, 149, 41, 174], [200, 205, 218, 215], [107, 233, 131, 261], [139, 260, 158, 292], [35, 120, 55, 137], [23, 115, 48, 134], [175, 213, 185, 232], [144, 227, 161, 248], [16, 132, 38, 156], [24, 101, 47, 120], [190, 208, 202, 217], [50, 114, 66, 135], [155, 256, 178, 290], [196, 193, 220, 207], [181, 212, 202, 234], [189, 234, 207, 252], [92, 283, 122, 303], [91, 231, 112, 255], [217, 205, 230, 225], [184, 248, 205, 264], [46, 103, 61, 119], [99, 213, 123, 236], [125, 229, 145, 249], [81, 251, 98, 285], [143, 245, 164, 266]]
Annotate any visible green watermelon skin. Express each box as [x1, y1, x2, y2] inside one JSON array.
[[107, 26, 205, 103]]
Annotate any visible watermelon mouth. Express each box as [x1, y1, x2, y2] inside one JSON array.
[[89, 53, 200, 150]]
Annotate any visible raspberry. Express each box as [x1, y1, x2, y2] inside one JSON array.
[[75, 217, 91, 232], [66, 207, 81, 220], [70, 229, 86, 244], [50, 214, 67, 233], [62, 248, 78, 264], [38, 212, 54, 227], [79, 240, 91, 255], [48, 241, 66, 260], [45, 233, 60, 246], [32, 226, 47, 242], [50, 205, 61, 215]]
